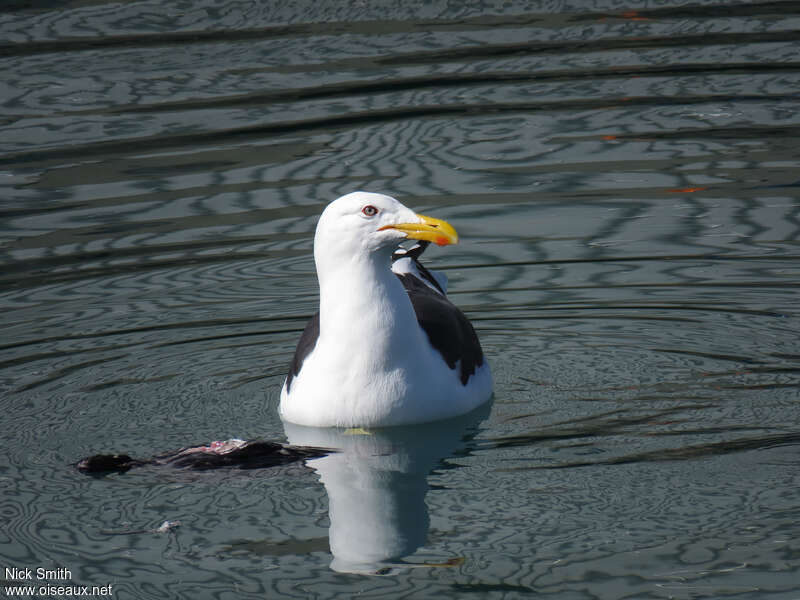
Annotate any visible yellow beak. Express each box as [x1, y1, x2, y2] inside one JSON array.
[[379, 213, 459, 246]]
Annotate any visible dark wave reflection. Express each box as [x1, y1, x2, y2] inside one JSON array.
[[1, 0, 799, 598]]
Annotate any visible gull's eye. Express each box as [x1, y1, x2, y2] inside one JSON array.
[[362, 205, 379, 217]]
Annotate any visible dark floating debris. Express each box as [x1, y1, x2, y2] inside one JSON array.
[[76, 453, 145, 473], [77, 438, 330, 475]]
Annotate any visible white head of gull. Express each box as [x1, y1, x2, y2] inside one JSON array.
[[279, 191, 492, 428]]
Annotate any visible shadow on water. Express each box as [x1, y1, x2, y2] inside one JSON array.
[[487, 420, 800, 469]]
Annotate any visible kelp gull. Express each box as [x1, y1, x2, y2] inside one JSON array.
[[279, 192, 492, 427]]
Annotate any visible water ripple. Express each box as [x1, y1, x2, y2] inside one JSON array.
[[1, 0, 799, 596]]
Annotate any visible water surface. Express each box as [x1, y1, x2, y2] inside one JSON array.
[[1, 1, 799, 598]]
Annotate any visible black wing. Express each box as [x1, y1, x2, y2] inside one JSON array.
[[394, 273, 484, 385], [285, 312, 320, 393]]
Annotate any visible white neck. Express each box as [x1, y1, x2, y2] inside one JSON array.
[[315, 247, 420, 369]]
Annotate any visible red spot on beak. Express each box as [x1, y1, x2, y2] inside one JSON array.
[[435, 236, 449, 246]]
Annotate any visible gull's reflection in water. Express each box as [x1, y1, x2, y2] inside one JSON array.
[[282, 403, 490, 575]]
